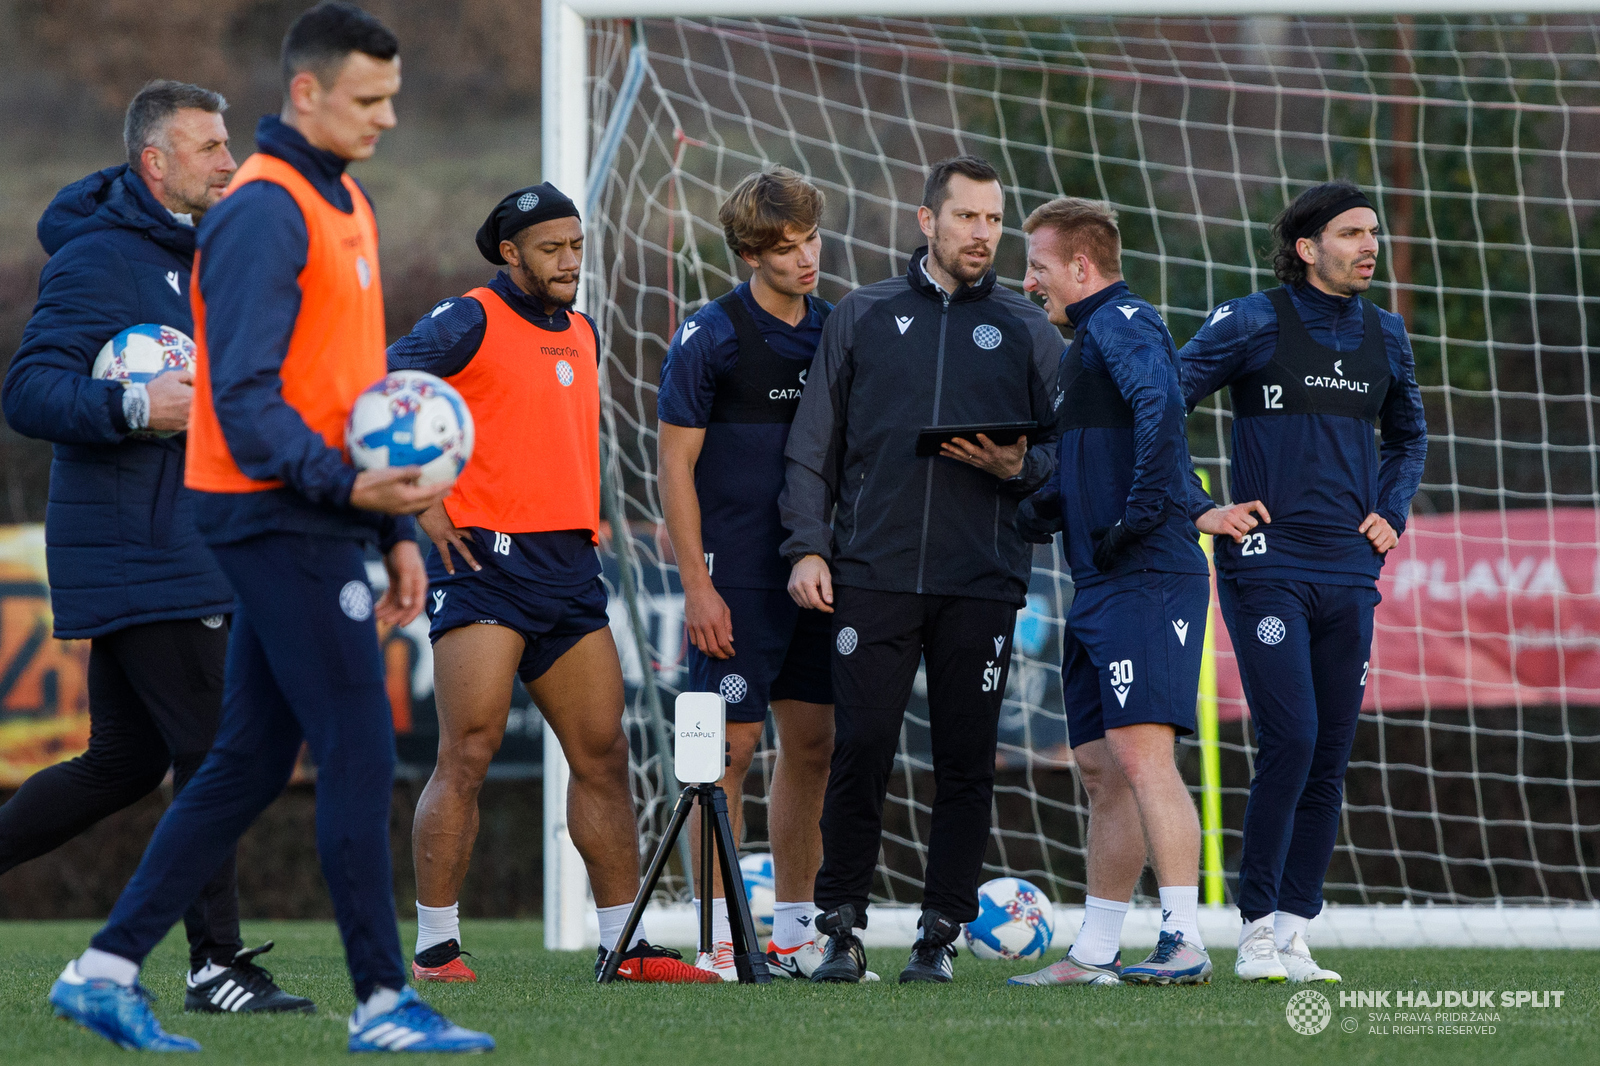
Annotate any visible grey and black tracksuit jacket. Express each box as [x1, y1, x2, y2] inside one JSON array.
[[778, 248, 1063, 606], [782, 248, 1063, 927]]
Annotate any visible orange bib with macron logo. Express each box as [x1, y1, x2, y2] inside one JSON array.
[[440, 288, 601, 540], [185, 152, 385, 493]]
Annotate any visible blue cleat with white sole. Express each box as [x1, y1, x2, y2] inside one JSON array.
[[50, 961, 201, 1052], [1119, 931, 1212, 985], [348, 987, 495, 1053]]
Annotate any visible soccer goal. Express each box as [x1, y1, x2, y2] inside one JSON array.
[[542, 1, 1600, 950]]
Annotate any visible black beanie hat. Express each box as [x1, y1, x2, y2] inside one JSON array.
[[475, 183, 581, 264]]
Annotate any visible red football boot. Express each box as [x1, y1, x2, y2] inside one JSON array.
[[596, 941, 720, 983], [412, 938, 478, 983]]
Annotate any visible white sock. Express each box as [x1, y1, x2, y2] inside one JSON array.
[[415, 901, 461, 956], [596, 903, 647, 953], [1158, 885, 1203, 950], [76, 948, 138, 987], [772, 901, 815, 950], [1239, 913, 1275, 948], [1274, 911, 1310, 951], [355, 986, 402, 1025], [692, 897, 732, 946], [1072, 895, 1129, 966], [190, 961, 228, 983]]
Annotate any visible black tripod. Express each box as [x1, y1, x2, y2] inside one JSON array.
[[596, 781, 772, 984]]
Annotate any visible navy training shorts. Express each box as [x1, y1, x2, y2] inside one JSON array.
[[686, 586, 832, 722], [1062, 570, 1209, 747], [426, 563, 610, 684]]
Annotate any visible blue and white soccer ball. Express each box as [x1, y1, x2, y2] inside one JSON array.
[[346, 370, 474, 487], [740, 852, 775, 938], [963, 877, 1054, 961], [93, 323, 197, 439]]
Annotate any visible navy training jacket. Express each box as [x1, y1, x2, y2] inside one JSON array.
[[3, 165, 234, 639], [1046, 281, 1213, 589], [1180, 283, 1428, 585]]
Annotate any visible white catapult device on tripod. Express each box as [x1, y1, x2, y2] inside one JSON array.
[[596, 693, 772, 984]]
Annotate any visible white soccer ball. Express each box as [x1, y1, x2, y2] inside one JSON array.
[[93, 323, 197, 439], [346, 370, 474, 488], [740, 852, 775, 938], [962, 877, 1054, 961]]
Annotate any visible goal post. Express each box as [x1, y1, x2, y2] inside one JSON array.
[[543, 3, 1600, 950]]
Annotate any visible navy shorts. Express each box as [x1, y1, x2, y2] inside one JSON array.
[[426, 567, 610, 684], [1062, 570, 1209, 747], [686, 587, 832, 723]]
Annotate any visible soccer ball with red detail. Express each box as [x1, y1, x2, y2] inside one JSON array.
[[92, 323, 197, 439], [963, 877, 1054, 960], [346, 370, 475, 488]]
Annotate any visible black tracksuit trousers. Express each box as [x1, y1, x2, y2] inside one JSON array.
[[0, 618, 242, 969], [813, 585, 1017, 926]]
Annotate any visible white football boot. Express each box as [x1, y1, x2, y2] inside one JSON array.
[[766, 939, 880, 981], [694, 941, 738, 982], [1234, 924, 1288, 982], [1278, 933, 1341, 983]]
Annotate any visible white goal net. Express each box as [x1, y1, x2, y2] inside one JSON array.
[[548, 7, 1600, 946]]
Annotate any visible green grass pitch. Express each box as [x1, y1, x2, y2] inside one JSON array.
[[0, 921, 1592, 1064]]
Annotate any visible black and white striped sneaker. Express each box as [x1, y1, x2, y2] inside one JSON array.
[[183, 942, 315, 1014]]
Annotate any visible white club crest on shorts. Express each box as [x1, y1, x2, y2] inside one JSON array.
[[1257, 615, 1286, 645], [837, 626, 859, 655], [1285, 989, 1332, 1035], [200, 615, 225, 629], [719, 674, 748, 704], [556, 359, 575, 387], [972, 324, 1002, 350], [339, 580, 373, 622]]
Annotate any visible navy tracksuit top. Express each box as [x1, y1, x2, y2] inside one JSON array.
[[3, 165, 233, 638], [1180, 283, 1428, 586], [658, 282, 831, 590], [1051, 280, 1213, 589]]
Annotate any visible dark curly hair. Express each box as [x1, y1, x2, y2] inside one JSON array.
[[1270, 181, 1366, 286]]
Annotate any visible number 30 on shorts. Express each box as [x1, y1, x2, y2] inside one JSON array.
[[1108, 659, 1134, 687]]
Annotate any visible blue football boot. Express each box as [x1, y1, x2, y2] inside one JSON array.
[[50, 961, 202, 1052], [1119, 930, 1213, 985], [348, 987, 495, 1053]]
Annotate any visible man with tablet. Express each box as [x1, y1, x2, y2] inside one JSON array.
[[780, 155, 1061, 985]]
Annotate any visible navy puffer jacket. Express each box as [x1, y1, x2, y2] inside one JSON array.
[[2, 165, 234, 639]]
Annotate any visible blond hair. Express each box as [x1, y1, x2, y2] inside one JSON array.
[[1022, 197, 1122, 278]]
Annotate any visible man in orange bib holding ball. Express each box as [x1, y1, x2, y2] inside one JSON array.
[[48, 3, 494, 1053], [389, 184, 716, 985]]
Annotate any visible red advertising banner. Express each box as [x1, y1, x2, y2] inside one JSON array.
[[1209, 507, 1600, 716]]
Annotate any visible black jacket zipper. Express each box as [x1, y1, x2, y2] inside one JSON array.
[[915, 289, 952, 594]]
